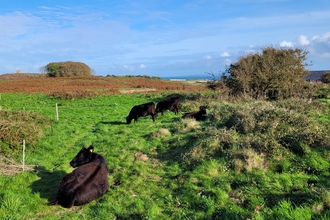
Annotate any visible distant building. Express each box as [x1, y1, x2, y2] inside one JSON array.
[[305, 70, 330, 83]]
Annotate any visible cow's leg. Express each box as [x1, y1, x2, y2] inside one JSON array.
[[48, 199, 58, 206], [67, 199, 75, 208]]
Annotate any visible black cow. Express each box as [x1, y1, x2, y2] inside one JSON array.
[[51, 145, 109, 208], [182, 106, 208, 121], [126, 102, 156, 124], [155, 96, 179, 116]]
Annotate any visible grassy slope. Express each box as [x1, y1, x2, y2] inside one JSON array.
[[0, 93, 191, 219], [0, 93, 330, 219]]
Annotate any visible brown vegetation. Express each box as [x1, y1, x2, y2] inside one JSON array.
[[0, 155, 35, 175], [0, 110, 49, 152], [0, 74, 210, 98]]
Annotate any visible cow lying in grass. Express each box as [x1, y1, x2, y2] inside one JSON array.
[[182, 106, 208, 121], [126, 102, 157, 124], [51, 145, 109, 208]]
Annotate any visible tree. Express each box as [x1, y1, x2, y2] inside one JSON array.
[[224, 46, 311, 99], [45, 61, 92, 77], [321, 72, 330, 84]]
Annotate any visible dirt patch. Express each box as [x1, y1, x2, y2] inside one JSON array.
[[119, 88, 157, 94]]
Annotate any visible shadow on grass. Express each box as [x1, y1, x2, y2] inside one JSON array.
[[154, 132, 204, 172], [115, 214, 144, 220], [100, 121, 126, 125], [318, 171, 330, 188], [30, 166, 66, 203], [263, 191, 319, 208], [158, 118, 181, 123]]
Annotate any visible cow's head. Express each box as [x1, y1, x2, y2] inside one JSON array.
[[70, 145, 95, 168], [126, 116, 132, 124], [199, 106, 208, 111]]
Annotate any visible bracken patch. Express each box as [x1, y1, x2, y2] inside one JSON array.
[[0, 74, 210, 99]]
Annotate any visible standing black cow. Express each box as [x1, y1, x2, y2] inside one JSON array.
[[51, 145, 109, 208], [155, 96, 179, 116], [182, 106, 208, 121], [126, 102, 157, 124]]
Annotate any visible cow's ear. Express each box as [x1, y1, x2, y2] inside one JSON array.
[[88, 145, 94, 153]]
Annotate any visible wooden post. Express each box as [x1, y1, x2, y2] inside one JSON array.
[[56, 103, 59, 121], [22, 139, 25, 171]]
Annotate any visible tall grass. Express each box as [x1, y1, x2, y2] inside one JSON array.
[[0, 93, 330, 219]]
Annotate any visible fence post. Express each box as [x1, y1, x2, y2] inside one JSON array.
[[22, 139, 25, 171], [56, 103, 59, 121]]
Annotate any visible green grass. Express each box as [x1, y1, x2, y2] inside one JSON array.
[[0, 93, 330, 219]]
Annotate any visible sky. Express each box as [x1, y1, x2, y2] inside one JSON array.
[[0, 0, 329, 77]]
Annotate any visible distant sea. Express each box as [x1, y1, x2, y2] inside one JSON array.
[[161, 74, 213, 80]]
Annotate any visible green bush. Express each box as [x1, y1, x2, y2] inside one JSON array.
[[214, 46, 313, 99], [45, 61, 92, 77]]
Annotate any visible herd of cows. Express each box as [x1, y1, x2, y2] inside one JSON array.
[[50, 96, 209, 208], [126, 96, 209, 124]]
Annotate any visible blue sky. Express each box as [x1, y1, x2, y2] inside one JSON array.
[[0, 0, 329, 77]]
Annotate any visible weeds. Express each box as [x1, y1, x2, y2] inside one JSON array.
[[0, 110, 49, 156]]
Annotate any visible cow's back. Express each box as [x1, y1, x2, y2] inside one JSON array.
[[127, 102, 156, 123], [55, 155, 109, 208], [156, 97, 179, 115]]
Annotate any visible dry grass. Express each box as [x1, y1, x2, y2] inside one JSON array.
[[0, 111, 49, 150], [0, 74, 210, 98], [134, 152, 150, 162], [180, 119, 200, 133], [0, 155, 35, 175], [151, 128, 171, 138], [243, 148, 268, 172]]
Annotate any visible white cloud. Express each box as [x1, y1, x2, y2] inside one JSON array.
[[312, 32, 330, 42], [123, 65, 134, 71], [297, 35, 310, 46], [203, 55, 212, 59], [309, 32, 330, 58], [140, 64, 146, 69], [280, 41, 294, 47], [220, 52, 230, 57]]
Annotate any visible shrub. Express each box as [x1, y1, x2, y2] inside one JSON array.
[[321, 72, 330, 84], [0, 110, 49, 155], [218, 46, 311, 99], [182, 98, 330, 175], [45, 61, 92, 77]]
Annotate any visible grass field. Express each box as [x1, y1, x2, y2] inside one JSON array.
[[1, 75, 330, 219]]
